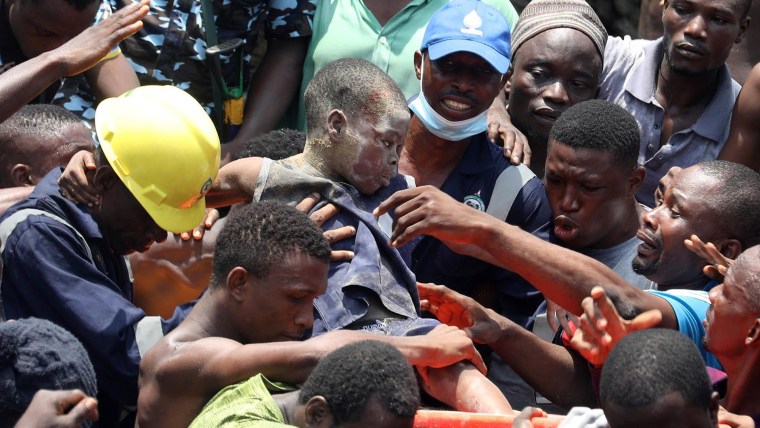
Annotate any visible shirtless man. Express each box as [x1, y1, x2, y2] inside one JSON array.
[[137, 202, 483, 427], [718, 63, 760, 171]]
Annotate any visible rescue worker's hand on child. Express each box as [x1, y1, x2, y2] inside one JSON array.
[[296, 192, 355, 261], [58, 150, 98, 207], [14, 389, 98, 428]]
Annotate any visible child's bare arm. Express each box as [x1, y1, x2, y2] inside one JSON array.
[[421, 362, 513, 414], [206, 157, 263, 207]]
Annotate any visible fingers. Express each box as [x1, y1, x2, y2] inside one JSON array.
[[469, 348, 488, 375], [629, 309, 663, 332], [295, 192, 321, 213], [323, 225, 355, 245], [374, 188, 418, 217], [330, 250, 354, 262], [487, 121, 501, 145], [61, 396, 99, 424], [310, 203, 340, 227]]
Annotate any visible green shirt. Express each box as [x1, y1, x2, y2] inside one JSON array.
[[295, 0, 519, 130], [190, 374, 297, 427]]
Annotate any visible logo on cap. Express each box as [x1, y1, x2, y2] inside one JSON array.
[[461, 10, 483, 36]]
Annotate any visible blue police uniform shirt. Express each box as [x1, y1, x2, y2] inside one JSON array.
[[411, 132, 552, 328], [0, 168, 193, 425]]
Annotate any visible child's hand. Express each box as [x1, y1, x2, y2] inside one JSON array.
[[58, 150, 99, 207]]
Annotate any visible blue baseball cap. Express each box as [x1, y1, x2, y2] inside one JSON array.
[[421, 0, 511, 74]]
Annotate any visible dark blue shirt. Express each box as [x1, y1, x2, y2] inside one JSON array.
[[411, 133, 552, 328], [0, 169, 192, 425]]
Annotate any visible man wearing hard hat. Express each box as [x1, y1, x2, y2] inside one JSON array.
[[0, 85, 220, 426]]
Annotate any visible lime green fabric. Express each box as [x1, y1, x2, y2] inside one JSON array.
[[190, 374, 297, 427]]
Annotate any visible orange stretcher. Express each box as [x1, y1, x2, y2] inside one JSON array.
[[413, 409, 564, 427]]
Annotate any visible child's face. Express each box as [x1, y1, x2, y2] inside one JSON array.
[[341, 108, 410, 195]]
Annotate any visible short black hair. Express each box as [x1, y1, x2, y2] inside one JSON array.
[[298, 340, 419, 423], [0, 105, 91, 187], [304, 58, 407, 140], [600, 329, 711, 410], [235, 129, 306, 161], [210, 201, 330, 286], [698, 160, 760, 249], [548, 99, 640, 171]]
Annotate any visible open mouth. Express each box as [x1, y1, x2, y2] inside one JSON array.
[[442, 98, 473, 112], [636, 230, 660, 256], [553, 216, 579, 241]]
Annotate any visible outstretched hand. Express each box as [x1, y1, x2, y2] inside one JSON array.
[[568, 287, 662, 367], [374, 186, 498, 248], [55, 0, 149, 77], [684, 234, 733, 281], [418, 282, 508, 347]]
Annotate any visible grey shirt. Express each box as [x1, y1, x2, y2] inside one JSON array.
[[600, 37, 740, 207]]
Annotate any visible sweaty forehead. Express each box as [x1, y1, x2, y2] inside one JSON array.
[[670, 166, 722, 202]]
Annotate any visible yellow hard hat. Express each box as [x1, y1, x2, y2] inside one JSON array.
[[95, 86, 221, 233]]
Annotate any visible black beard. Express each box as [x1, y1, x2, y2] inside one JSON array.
[[632, 255, 660, 277]]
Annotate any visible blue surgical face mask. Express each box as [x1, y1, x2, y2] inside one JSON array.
[[408, 54, 493, 141]]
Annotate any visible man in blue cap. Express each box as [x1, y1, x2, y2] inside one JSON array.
[[397, 0, 551, 408]]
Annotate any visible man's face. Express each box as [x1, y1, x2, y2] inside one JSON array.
[[633, 166, 722, 288], [7, 0, 98, 59], [508, 28, 601, 144], [545, 142, 637, 249], [416, 51, 505, 121], [242, 251, 328, 344], [340, 107, 409, 196], [704, 259, 757, 359], [35, 124, 94, 182], [97, 176, 168, 255], [662, 0, 749, 75]]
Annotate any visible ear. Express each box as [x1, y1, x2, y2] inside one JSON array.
[[91, 165, 118, 194], [498, 72, 510, 92], [304, 396, 332, 428], [735, 16, 750, 44], [627, 166, 646, 196], [504, 75, 512, 100], [708, 391, 720, 426], [414, 50, 423, 80], [10, 164, 34, 186], [715, 239, 742, 260], [745, 318, 760, 346], [225, 266, 249, 302], [326, 109, 347, 142]]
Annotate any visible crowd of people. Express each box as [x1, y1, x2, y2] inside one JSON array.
[[1, 0, 759, 426]]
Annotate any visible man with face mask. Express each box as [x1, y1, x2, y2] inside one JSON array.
[[400, 0, 552, 408]]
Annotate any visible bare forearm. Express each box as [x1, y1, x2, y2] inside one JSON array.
[[423, 363, 513, 413], [471, 220, 641, 315], [0, 52, 65, 123], [84, 55, 139, 100], [489, 321, 596, 408]]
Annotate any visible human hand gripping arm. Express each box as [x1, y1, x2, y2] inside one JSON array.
[[568, 287, 662, 367], [419, 282, 598, 407], [0, 0, 149, 123]]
